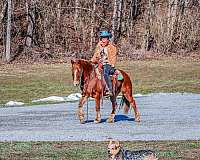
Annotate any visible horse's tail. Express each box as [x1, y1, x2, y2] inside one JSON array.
[[119, 95, 130, 114]]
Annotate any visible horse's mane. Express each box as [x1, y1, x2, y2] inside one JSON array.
[[78, 59, 93, 71], [77, 59, 94, 91]]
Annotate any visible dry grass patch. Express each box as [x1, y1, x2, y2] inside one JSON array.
[[0, 59, 200, 104]]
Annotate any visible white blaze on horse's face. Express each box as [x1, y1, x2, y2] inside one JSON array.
[[73, 68, 80, 86], [72, 62, 82, 87]]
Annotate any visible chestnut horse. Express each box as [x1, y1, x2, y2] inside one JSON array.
[[71, 59, 140, 124]]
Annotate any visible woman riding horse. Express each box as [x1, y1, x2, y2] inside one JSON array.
[[71, 60, 140, 124], [71, 31, 140, 124], [91, 30, 116, 97]]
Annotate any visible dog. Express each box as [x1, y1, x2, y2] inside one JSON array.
[[108, 140, 158, 160]]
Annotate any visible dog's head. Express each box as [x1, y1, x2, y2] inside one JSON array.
[[107, 140, 122, 159]]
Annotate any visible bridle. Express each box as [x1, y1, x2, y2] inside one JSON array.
[[72, 64, 83, 87]]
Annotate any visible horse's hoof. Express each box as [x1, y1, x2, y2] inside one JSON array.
[[135, 116, 140, 122], [80, 121, 85, 124], [107, 118, 115, 123], [135, 112, 141, 122], [135, 118, 140, 122], [80, 119, 85, 124], [94, 119, 101, 124]]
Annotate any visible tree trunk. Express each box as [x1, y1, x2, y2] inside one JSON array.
[[89, 0, 97, 53], [25, 1, 35, 47], [116, 0, 123, 39], [143, 0, 155, 51], [44, 16, 50, 49], [112, 0, 118, 42], [167, 0, 178, 44], [57, 1, 61, 27], [112, 0, 123, 43], [74, 0, 81, 54], [74, 0, 79, 31], [0, 3, 7, 25], [5, 0, 12, 63]]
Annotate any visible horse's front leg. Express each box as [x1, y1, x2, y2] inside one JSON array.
[[78, 96, 88, 124], [107, 96, 117, 123], [94, 93, 101, 124]]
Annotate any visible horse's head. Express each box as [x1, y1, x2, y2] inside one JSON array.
[[71, 59, 82, 86]]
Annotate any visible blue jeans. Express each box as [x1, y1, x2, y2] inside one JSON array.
[[103, 64, 115, 91]]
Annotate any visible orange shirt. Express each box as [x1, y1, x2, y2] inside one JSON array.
[[91, 42, 117, 67]]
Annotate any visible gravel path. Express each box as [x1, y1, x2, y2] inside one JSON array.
[[0, 93, 200, 141]]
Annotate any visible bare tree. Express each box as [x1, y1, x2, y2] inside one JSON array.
[[4, 0, 12, 62], [25, 0, 35, 47], [74, 0, 80, 31], [143, 0, 155, 51], [0, 2, 7, 24], [90, 0, 97, 53], [112, 0, 118, 42], [0, 0, 200, 61]]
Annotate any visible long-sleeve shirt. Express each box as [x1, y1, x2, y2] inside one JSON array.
[[91, 42, 117, 67]]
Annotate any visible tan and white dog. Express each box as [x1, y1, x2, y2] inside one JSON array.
[[107, 140, 158, 160]]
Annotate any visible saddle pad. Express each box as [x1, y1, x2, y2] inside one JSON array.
[[116, 70, 123, 80]]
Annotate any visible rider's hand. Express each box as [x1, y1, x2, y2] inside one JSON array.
[[90, 60, 98, 64]]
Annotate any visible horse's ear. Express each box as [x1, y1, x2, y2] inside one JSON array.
[[109, 140, 113, 145], [115, 140, 120, 148], [71, 59, 75, 64]]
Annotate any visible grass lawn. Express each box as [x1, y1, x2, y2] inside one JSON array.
[[0, 58, 200, 104], [0, 141, 200, 159], [0, 59, 200, 159]]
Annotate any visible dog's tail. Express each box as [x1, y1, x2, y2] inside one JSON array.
[[119, 95, 130, 114]]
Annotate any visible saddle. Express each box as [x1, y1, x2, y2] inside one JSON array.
[[80, 63, 123, 97], [94, 64, 123, 97], [94, 64, 123, 81]]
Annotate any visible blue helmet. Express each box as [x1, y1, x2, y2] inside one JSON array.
[[99, 31, 112, 38]]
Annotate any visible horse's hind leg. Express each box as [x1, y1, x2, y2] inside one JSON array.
[[124, 94, 140, 122], [78, 96, 88, 124]]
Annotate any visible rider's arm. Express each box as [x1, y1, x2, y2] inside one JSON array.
[[108, 45, 117, 67], [91, 43, 100, 64]]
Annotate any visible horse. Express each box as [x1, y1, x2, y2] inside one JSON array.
[[71, 59, 140, 124]]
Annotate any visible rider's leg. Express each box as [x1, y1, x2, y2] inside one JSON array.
[[103, 64, 113, 96]]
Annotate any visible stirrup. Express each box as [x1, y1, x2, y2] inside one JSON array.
[[105, 90, 113, 97]]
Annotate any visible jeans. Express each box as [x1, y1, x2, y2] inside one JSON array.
[[103, 64, 115, 91]]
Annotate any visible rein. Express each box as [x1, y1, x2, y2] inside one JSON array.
[[79, 61, 96, 122]]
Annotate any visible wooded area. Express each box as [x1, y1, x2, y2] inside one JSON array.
[[0, 0, 199, 63]]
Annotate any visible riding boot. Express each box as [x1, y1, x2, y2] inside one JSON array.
[[104, 74, 113, 97]]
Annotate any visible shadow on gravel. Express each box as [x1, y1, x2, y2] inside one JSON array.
[[115, 115, 135, 122], [85, 115, 134, 124]]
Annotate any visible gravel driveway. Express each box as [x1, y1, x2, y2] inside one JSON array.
[[0, 93, 200, 141]]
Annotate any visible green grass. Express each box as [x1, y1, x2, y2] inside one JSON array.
[[0, 141, 200, 159], [0, 63, 75, 104], [0, 59, 200, 104]]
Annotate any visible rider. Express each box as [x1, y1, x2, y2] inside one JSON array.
[[91, 30, 117, 97]]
